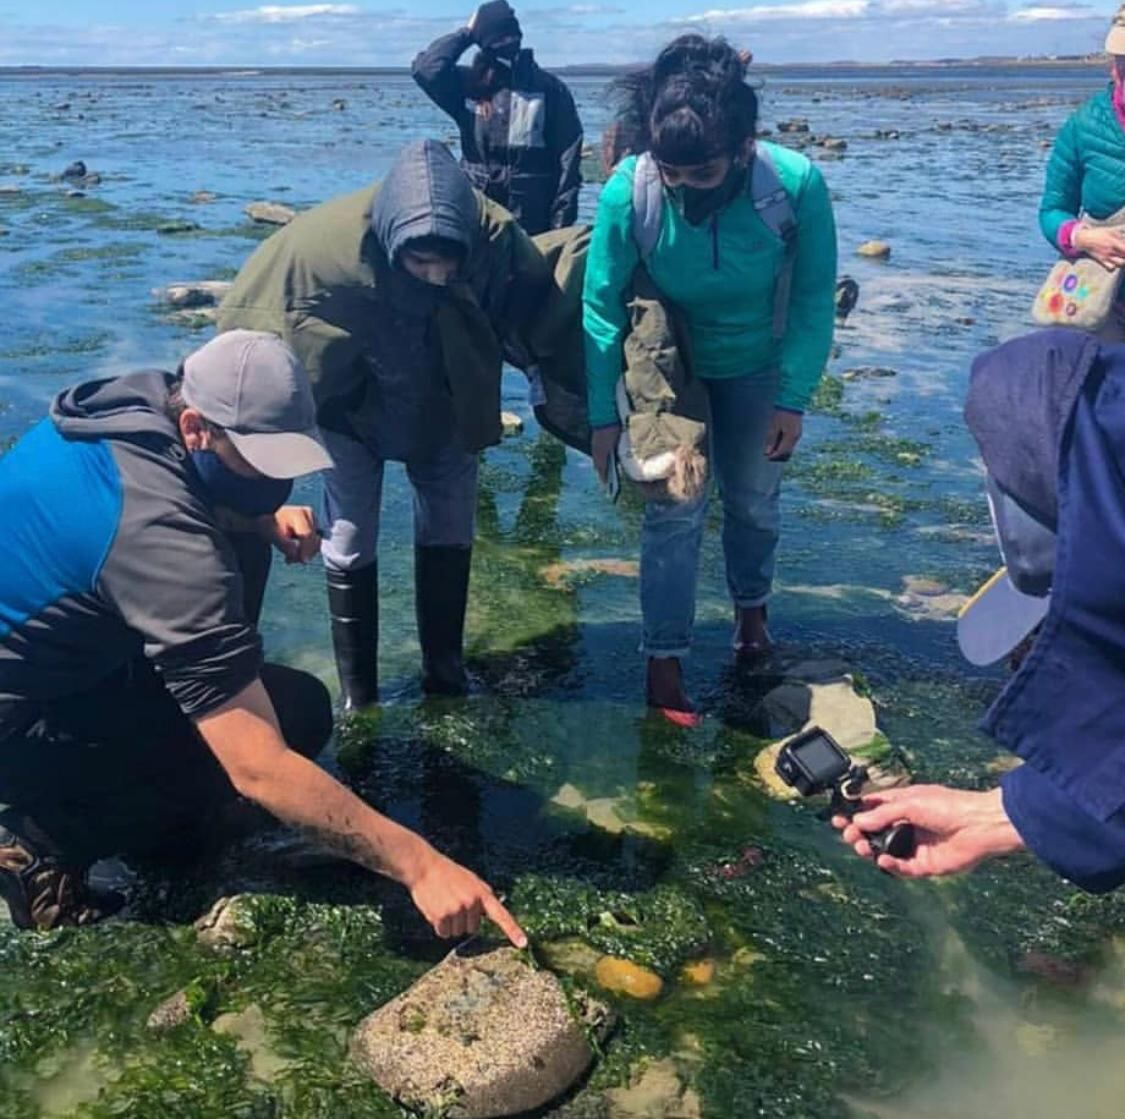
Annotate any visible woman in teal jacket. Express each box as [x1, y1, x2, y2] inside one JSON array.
[[1039, 9, 1125, 339], [584, 35, 837, 722]]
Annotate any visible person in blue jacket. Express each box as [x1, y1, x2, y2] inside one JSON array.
[[836, 329, 1125, 893], [0, 330, 525, 946]]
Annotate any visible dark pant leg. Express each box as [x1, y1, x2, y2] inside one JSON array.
[[0, 661, 333, 867], [259, 662, 333, 762]]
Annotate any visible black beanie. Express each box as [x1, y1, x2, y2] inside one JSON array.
[[474, 0, 522, 50]]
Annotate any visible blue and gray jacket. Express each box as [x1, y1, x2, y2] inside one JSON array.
[[0, 372, 262, 734], [966, 329, 1125, 892]]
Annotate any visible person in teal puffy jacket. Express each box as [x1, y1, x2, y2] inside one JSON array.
[[583, 35, 837, 723], [1040, 7, 1125, 339]]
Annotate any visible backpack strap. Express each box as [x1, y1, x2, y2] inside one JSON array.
[[749, 145, 798, 341], [631, 152, 664, 261]]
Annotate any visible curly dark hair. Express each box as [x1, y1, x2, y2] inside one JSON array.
[[609, 35, 758, 167]]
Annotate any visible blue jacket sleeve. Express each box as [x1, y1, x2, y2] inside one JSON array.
[[1039, 112, 1082, 250], [582, 164, 640, 428], [1001, 763, 1125, 893], [777, 163, 837, 413]]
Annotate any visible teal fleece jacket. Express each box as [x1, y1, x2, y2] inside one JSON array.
[[582, 143, 838, 427], [1040, 86, 1125, 249]]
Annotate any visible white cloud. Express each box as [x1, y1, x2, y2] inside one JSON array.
[[211, 4, 360, 24], [1009, 5, 1098, 20], [687, 0, 870, 23]]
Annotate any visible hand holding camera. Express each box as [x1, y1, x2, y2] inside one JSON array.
[[775, 726, 916, 860]]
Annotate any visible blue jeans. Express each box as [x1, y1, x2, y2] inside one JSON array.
[[320, 429, 478, 573], [640, 373, 784, 657]]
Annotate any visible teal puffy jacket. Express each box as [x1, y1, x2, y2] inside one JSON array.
[[1040, 86, 1125, 249]]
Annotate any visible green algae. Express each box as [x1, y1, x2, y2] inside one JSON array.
[[512, 879, 710, 976]]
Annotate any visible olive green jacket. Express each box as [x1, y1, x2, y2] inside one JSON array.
[[217, 182, 553, 452]]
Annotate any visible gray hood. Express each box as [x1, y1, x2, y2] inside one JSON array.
[[369, 139, 478, 263], [50, 370, 179, 442]]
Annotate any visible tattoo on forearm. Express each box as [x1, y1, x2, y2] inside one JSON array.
[[302, 815, 389, 875]]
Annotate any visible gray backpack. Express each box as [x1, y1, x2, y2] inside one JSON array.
[[631, 146, 797, 340]]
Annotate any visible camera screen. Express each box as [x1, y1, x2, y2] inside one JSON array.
[[793, 734, 848, 780]]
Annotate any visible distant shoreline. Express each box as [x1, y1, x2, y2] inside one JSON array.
[[0, 55, 1108, 79]]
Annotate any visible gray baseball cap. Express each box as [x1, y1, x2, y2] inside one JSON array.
[[181, 330, 333, 479]]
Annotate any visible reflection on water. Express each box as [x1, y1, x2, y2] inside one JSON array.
[[3, 64, 1125, 1117]]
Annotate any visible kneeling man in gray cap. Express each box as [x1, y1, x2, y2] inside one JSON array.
[[0, 329, 524, 947]]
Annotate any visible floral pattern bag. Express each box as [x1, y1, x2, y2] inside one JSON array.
[[1032, 209, 1125, 330]]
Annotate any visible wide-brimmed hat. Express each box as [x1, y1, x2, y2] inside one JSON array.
[[1107, 5, 1125, 55], [957, 475, 1054, 666]]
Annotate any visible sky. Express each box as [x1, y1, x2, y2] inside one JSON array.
[[0, 1, 1117, 67]]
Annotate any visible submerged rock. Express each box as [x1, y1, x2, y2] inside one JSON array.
[[156, 219, 201, 235], [62, 159, 87, 179], [195, 895, 259, 951], [605, 1058, 701, 1118], [147, 989, 193, 1032], [762, 677, 877, 749], [857, 240, 891, 259], [190, 190, 218, 204], [152, 280, 232, 308], [245, 200, 297, 226], [777, 118, 810, 133], [595, 956, 664, 1000], [539, 558, 639, 589], [842, 365, 897, 381], [679, 959, 715, 987], [894, 575, 967, 622], [352, 945, 611, 1118]]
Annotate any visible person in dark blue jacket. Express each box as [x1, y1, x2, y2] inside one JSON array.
[[836, 329, 1125, 893], [0, 330, 525, 947], [411, 1, 583, 235]]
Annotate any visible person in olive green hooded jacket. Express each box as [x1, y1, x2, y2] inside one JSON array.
[[219, 140, 553, 707]]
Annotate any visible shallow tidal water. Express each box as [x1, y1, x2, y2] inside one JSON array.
[[3, 64, 1125, 1118]]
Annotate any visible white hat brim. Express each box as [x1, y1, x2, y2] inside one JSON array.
[[957, 566, 1050, 667]]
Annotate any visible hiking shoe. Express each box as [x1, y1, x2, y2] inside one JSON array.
[[0, 825, 124, 931]]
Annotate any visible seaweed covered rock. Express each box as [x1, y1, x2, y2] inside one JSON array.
[[511, 878, 710, 977], [351, 945, 611, 1118]]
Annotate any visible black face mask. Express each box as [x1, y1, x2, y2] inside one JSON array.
[[671, 162, 748, 226], [190, 450, 292, 518], [485, 41, 520, 63]]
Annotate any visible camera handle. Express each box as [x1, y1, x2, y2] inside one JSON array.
[[833, 767, 916, 860]]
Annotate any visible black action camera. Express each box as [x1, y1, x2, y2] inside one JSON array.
[[775, 726, 915, 860]]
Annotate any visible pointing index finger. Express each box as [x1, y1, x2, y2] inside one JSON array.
[[483, 892, 528, 949]]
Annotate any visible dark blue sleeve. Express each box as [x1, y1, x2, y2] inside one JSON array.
[[1001, 763, 1125, 893]]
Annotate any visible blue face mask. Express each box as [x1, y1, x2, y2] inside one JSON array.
[[190, 450, 292, 518]]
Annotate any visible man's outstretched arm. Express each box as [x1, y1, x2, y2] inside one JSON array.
[[196, 678, 526, 945]]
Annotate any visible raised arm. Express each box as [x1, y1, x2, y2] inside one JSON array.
[[412, 27, 476, 125]]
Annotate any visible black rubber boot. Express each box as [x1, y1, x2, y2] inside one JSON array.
[[326, 563, 379, 711], [414, 545, 472, 696]]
